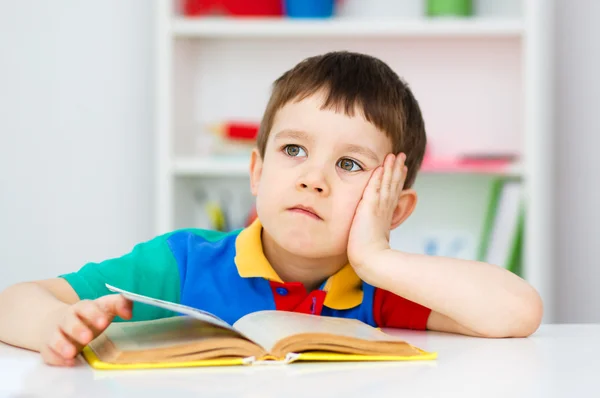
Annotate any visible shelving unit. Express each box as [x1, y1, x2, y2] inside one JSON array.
[[154, 0, 554, 321]]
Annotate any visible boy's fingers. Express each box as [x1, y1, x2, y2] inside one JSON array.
[[74, 300, 110, 330], [48, 328, 78, 359], [60, 308, 95, 346], [380, 154, 394, 204], [41, 345, 76, 367], [44, 345, 76, 366], [364, 166, 383, 205], [119, 297, 133, 319], [62, 319, 93, 347], [96, 294, 133, 320], [391, 153, 406, 193]]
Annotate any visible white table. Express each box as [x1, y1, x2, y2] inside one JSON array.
[[0, 324, 598, 398]]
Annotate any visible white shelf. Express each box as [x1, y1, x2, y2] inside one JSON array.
[[172, 157, 523, 178], [173, 157, 250, 177], [172, 17, 524, 38]]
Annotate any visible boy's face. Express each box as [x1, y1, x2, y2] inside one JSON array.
[[250, 92, 393, 260]]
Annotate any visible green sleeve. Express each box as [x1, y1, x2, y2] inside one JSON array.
[[59, 233, 181, 322]]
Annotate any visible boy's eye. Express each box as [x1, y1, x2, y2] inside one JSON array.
[[337, 158, 362, 172], [284, 145, 306, 157]]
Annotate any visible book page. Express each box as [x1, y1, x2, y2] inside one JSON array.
[[100, 316, 244, 351], [233, 311, 404, 353], [105, 284, 235, 332]]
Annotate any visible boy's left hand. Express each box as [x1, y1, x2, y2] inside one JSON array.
[[347, 153, 407, 282]]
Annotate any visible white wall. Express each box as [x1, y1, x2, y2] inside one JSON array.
[[555, 0, 600, 323], [0, 1, 154, 290]]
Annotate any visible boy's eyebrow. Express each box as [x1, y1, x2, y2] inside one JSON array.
[[343, 144, 381, 163], [273, 129, 314, 143]]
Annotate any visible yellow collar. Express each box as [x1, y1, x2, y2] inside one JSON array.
[[234, 219, 363, 310]]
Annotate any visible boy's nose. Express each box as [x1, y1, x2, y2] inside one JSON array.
[[297, 171, 330, 196], [299, 182, 324, 193]]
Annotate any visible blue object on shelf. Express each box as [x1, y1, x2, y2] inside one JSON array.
[[424, 239, 438, 256], [284, 0, 335, 18]]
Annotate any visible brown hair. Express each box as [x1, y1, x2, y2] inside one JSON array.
[[257, 51, 427, 188]]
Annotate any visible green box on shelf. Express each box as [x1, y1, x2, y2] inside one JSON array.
[[426, 0, 473, 16]]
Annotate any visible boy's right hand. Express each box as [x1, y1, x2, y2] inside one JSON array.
[[40, 294, 132, 366]]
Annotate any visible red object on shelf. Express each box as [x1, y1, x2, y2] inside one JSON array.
[[227, 0, 282, 16], [182, 0, 283, 16], [183, 0, 216, 15], [221, 122, 260, 141]]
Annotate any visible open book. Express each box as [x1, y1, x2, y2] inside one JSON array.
[[82, 284, 437, 369]]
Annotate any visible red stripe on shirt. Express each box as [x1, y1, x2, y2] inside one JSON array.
[[373, 288, 432, 330]]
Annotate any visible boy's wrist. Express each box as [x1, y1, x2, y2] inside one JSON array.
[[353, 248, 406, 290]]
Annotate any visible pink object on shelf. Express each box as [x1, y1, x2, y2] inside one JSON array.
[[419, 144, 518, 173], [420, 157, 514, 173]]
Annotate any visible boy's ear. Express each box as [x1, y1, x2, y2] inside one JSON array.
[[249, 148, 263, 196], [390, 189, 418, 230]]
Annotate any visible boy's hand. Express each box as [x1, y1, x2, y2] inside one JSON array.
[[347, 153, 407, 282], [40, 294, 132, 366]]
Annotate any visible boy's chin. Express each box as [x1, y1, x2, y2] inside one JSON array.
[[277, 232, 343, 259], [261, 216, 346, 258]]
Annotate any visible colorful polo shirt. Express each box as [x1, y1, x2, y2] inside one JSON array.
[[60, 219, 431, 329]]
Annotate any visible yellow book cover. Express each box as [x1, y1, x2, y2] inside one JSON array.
[[81, 284, 437, 370]]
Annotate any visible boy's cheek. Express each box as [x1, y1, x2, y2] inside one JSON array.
[[347, 185, 368, 207], [334, 195, 363, 226]]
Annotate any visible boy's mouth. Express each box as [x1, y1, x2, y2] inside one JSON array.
[[288, 205, 323, 221]]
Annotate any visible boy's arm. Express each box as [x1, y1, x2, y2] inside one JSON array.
[[348, 153, 543, 338], [0, 231, 184, 366], [0, 278, 131, 362], [0, 279, 77, 350], [369, 250, 543, 337]]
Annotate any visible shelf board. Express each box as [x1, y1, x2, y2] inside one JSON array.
[[173, 156, 250, 177], [172, 157, 522, 178], [172, 17, 524, 39]]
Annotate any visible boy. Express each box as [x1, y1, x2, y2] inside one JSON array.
[[0, 51, 543, 366]]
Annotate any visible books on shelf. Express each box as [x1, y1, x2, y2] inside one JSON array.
[[478, 178, 524, 274], [82, 285, 436, 370]]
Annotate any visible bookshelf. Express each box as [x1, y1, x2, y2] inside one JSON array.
[[154, 0, 554, 320]]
